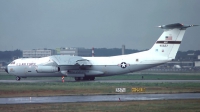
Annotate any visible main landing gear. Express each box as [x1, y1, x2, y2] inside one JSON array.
[[75, 77, 95, 81], [16, 76, 21, 81]]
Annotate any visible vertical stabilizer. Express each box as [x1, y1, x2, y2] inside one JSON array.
[[149, 23, 198, 59]]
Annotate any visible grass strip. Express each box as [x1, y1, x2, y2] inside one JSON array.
[[0, 82, 200, 97], [0, 99, 200, 112]]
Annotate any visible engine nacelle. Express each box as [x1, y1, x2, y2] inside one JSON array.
[[36, 66, 60, 73]]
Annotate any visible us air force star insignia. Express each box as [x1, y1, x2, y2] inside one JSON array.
[[118, 62, 130, 68], [117, 62, 127, 68], [121, 62, 126, 68]]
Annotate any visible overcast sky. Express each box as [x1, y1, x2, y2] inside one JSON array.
[[0, 0, 200, 51]]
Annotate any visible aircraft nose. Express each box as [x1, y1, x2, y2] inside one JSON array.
[[5, 66, 9, 74]]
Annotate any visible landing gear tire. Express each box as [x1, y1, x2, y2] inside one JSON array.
[[16, 76, 21, 81], [74, 77, 95, 81], [75, 77, 81, 81], [83, 77, 89, 80], [89, 77, 95, 80], [84, 77, 95, 81]]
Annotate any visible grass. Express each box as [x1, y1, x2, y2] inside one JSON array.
[[0, 82, 200, 97], [0, 99, 200, 112]]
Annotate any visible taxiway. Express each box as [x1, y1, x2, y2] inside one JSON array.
[[0, 93, 200, 104]]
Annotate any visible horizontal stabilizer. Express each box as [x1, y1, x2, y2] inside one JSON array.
[[158, 23, 199, 29]]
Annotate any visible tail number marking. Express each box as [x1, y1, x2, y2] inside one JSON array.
[[160, 44, 168, 47]]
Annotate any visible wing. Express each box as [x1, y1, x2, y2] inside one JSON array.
[[49, 55, 92, 70]]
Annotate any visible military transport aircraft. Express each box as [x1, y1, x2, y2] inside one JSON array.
[[5, 23, 198, 81]]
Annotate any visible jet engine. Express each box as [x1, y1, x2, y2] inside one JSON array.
[[35, 66, 60, 73]]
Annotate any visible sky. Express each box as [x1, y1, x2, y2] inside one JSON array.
[[0, 0, 200, 51]]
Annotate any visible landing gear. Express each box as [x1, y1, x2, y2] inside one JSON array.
[[90, 77, 95, 80], [16, 76, 21, 81], [74, 77, 95, 81], [84, 77, 95, 80], [75, 77, 81, 81]]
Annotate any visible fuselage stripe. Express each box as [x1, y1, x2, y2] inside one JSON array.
[[156, 41, 181, 44]]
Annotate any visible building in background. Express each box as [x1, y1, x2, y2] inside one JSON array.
[[56, 47, 91, 56], [57, 47, 77, 56], [195, 61, 200, 67], [23, 49, 56, 58], [195, 55, 200, 67]]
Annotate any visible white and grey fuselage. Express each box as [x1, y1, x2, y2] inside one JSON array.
[[6, 52, 170, 77]]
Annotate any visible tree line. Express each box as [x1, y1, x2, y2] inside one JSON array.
[[0, 50, 22, 61]]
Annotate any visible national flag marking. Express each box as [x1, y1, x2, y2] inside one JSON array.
[[165, 35, 172, 40]]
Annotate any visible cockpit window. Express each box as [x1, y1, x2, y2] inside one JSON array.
[[10, 61, 15, 64]]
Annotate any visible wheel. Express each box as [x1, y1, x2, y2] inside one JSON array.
[[75, 77, 81, 81], [16, 76, 21, 81], [75, 77, 78, 81], [83, 77, 89, 80], [90, 77, 95, 80], [83, 77, 95, 81]]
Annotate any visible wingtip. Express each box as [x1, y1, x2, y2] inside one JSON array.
[[157, 26, 162, 28]]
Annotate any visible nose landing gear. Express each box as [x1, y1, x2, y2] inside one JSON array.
[[16, 76, 21, 81]]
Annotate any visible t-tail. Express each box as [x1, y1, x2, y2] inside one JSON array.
[[148, 23, 198, 60]]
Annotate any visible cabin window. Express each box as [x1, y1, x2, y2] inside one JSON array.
[[10, 61, 15, 64]]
